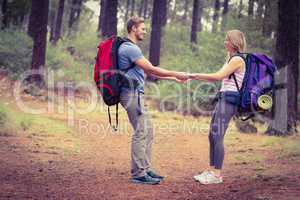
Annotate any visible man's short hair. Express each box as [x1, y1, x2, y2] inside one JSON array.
[[127, 16, 145, 33]]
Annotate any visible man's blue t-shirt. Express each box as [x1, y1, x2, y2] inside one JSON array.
[[118, 42, 145, 93]]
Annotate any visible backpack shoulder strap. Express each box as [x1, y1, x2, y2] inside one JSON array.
[[228, 52, 247, 63], [119, 37, 136, 72], [108, 104, 118, 131], [228, 53, 247, 94], [230, 73, 242, 94], [123, 37, 134, 43]]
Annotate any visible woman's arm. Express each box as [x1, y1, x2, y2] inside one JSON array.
[[189, 56, 245, 82]]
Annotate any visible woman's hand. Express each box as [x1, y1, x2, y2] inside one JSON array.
[[188, 73, 199, 79]]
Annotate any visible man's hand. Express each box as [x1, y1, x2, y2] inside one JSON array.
[[174, 77, 188, 83], [135, 58, 191, 79], [154, 75, 187, 83], [174, 72, 190, 81]]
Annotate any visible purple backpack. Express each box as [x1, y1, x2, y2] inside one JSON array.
[[230, 53, 277, 120]]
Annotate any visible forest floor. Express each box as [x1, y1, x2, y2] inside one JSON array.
[[0, 75, 300, 200]]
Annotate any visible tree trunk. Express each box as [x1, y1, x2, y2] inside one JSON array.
[[101, 0, 118, 38], [74, 0, 83, 28], [256, 0, 264, 19], [130, 0, 135, 16], [68, 0, 83, 35], [18, 4, 27, 27], [170, 0, 177, 23], [161, 0, 168, 26], [22, 13, 30, 30], [266, 0, 299, 135], [221, 0, 230, 31], [238, 0, 243, 18], [53, 0, 65, 44], [143, 0, 148, 19], [198, 0, 203, 32], [248, 0, 254, 16], [124, 0, 130, 24], [68, 0, 77, 30], [138, 0, 144, 17], [98, 0, 106, 33], [162, 0, 172, 26], [2, 0, 31, 29], [27, 0, 49, 88], [148, 0, 167, 81], [49, 4, 56, 43], [182, 0, 189, 24], [1, 0, 8, 29], [212, 0, 220, 33], [190, 0, 199, 44], [262, 0, 272, 37]]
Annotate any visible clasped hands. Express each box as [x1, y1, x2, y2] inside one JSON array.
[[173, 72, 197, 83]]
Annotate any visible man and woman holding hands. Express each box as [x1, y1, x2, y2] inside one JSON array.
[[119, 17, 246, 185]]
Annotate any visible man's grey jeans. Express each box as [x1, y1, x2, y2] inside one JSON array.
[[120, 89, 153, 178]]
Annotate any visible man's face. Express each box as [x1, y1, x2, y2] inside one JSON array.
[[134, 23, 147, 41]]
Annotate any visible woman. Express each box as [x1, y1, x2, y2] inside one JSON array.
[[190, 30, 247, 184]]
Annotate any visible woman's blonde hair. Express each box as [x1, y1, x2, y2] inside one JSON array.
[[225, 30, 247, 61], [226, 30, 247, 52]]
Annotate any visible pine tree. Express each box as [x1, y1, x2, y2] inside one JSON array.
[[266, 0, 299, 135], [27, 0, 49, 87], [148, 0, 167, 81], [190, 0, 200, 44]]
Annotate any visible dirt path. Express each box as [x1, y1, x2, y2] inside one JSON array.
[[0, 78, 299, 200], [1, 122, 300, 200]]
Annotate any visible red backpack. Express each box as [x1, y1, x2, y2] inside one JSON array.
[[94, 36, 133, 130]]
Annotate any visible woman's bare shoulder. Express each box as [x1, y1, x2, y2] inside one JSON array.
[[229, 55, 245, 63]]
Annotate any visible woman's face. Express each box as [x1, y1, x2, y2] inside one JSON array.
[[224, 35, 235, 52]]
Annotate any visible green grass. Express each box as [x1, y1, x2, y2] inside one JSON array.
[[276, 137, 300, 160], [224, 130, 300, 168], [5, 105, 73, 136], [0, 100, 81, 154], [0, 103, 8, 127], [260, 136, 284, 147], [234, 152, 264, 165]]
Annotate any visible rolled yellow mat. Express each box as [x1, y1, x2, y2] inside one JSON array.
[[257, 94, 273, 110]]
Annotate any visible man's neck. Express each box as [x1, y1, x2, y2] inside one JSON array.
[[127, 35, 137, 44]]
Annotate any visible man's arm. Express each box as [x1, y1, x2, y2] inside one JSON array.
[[151, 75, 187, 83], [135, 57, 188, 80]]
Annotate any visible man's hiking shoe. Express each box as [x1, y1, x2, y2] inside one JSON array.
[[131, 174, 161, 185], [147, 170, 164, 180]]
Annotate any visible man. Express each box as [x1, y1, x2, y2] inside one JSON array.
[[118, 16, 189, 185]]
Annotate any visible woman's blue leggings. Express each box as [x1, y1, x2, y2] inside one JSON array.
[[209, 97, 237, 169]]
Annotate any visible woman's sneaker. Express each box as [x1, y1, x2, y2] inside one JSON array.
[[131, 174, 161, 185], [198, 172, 223, 184], [193, 170, 211, 182], [194, 171, 223, 184]]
